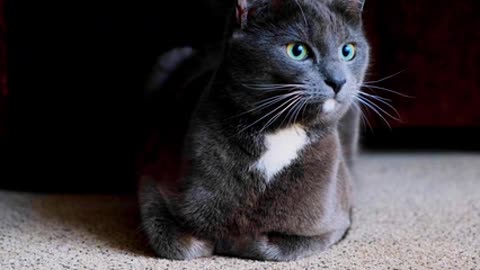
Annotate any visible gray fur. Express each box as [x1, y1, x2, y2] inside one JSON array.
[[139, 0, 370, 261]]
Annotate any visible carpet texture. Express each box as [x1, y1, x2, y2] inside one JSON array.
[[1, 152, 479, 269]]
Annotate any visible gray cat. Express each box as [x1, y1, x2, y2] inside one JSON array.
[[138, 0, 370, 261]]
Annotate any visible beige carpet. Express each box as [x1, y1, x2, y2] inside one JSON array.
[[1, 152, 479, 270]]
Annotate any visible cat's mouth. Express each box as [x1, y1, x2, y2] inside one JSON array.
[[305, 88, 353, 115], [306, 94, 342, 114]]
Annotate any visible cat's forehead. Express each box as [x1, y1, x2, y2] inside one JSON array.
[[267, 0, 360, 43], [305, 0, 361, 25], [244, 0, 363, 43], [269, 0, 362, 31]]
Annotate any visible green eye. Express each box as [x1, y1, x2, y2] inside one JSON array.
[[340, 43, 357, 61], [286, 43, 309, 61]]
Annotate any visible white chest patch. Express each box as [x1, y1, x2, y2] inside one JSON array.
[[253, 125, 309, 182]]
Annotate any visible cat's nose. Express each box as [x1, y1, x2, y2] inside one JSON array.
[[324, 77, 346, 94]]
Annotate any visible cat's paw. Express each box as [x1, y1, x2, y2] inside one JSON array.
[[149, 233, 214, 260], [254, 235, 285, 261], [215, 234, 285, 261], [176, 235, 214, 260]]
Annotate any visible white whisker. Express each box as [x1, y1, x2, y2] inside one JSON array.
[[358, 91, 391, 102], [358, 91, 402, 120], [259, 96, 302, 133], [242, 83, 306, 92], [301, 96, 311, 120], [280, 98, 299, 127], [292, 98, 308, 126], [237, 95, 300, 134], [229, 91, 301, 119], [361, 84, 415, 99], [358, 95, 401, 121], [363, 70, 406, 84], [352, 101, 373, 132], [253, 91, 302, 106], [285, 96, 304, 125], [355, 96, 392, 130]]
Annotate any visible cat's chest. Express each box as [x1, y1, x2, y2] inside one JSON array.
[[251, 125, 309, 182]]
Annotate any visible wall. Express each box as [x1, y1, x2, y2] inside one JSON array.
[[366, 0, 480, 129]]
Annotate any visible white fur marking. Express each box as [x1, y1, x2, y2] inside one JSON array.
[[184, 237, 211, 259], [254, 125, 308, 182], [323, 99, 336, 113], [257, 238, 282, 260]]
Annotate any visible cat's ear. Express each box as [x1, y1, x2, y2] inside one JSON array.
[[344, 0, 366, 12], [236, 0, 249, 29], [236, 0, 284, 29], [355, 0, 366, 11]]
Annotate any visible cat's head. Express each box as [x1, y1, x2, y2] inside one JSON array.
[[225, 0, 370, 129]]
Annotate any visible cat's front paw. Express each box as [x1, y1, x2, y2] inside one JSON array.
[[154, 233, 214, 260], [214, 234, 285, 261], [176, 235, 214, 260], [253, 235, 285, 261]]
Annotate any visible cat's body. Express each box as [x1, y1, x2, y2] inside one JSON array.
[[139, 0, 369, 261]]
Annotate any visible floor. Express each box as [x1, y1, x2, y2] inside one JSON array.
[[1, 152, 479, 269]]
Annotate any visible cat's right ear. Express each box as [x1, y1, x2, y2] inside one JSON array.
[[357, 0, 366, 11], [236, 0, 283, 29], [236, 0, 249, 29], [350, 0, 366, 12]]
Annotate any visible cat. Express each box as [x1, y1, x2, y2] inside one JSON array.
[[138, 0, 370, 261]]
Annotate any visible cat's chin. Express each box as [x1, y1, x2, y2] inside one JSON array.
[[322, 99, 337, 114], [303, 98, 353, 125]]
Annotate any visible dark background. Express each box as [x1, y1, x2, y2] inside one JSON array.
[[0, 0, 479, 193]]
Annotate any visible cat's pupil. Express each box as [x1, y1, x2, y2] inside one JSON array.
[[292, 44, 304, 57], [342, 45, 352, 57]]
